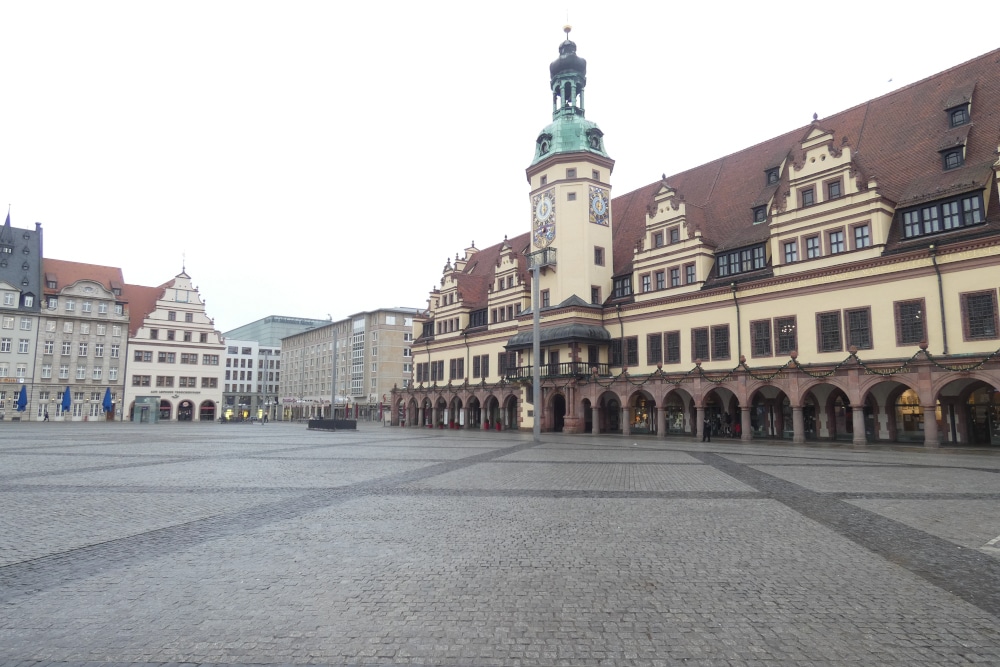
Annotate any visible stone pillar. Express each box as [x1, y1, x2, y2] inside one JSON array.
[[696, 406, 705, 441], [592, 406, 600, 435], [852, 406, 866, 447], [621, 406, 630, 437], [741, 406, 752, 442], [418, 406, 425, 427], [656, 406, 666, 438], [923, 404, 940, 448], [792, 405, 805, 444]]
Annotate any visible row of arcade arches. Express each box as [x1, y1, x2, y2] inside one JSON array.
[[395, 371, 1000, 446], [127, 399, 217, 422]]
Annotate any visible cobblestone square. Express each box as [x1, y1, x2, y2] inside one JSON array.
[[1, 422, 999, 666]]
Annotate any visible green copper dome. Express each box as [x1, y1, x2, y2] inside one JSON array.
[[530, 28, 609, 167]]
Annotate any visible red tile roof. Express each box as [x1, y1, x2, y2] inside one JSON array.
[[122, 283, 164, 337], [449, 48, 1000, 297], [609, 47, 1000, 273], [42, 258, 126, 296]]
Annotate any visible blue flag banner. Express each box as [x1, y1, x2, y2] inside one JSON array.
[[103, 387, 113, 413], [61, 387, 71, 412], [16, 385, 28, 412]]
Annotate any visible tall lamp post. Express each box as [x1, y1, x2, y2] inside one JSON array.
[[527, 247, 556, 443]]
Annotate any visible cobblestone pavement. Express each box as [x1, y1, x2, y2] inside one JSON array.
[[1, 422, 999, 666]]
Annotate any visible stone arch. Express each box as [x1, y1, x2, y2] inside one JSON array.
[[198, 400, 216, 422], [548, 390, 567, 432], [448, 395, 464, 428], [466, 394, 482, 430], [822, 387, 855, 442], [581, 397, 594, 433], [937, 377, 1000, 446], [626, 388, 656, 435], [483, 394, 501, 430], [501, 392, 519, 430], [596, 389, 623, 434], [662, 387, 694, 436], [747, 385, 789, 439]]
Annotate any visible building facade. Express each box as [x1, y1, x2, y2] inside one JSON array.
[[221, 339, 281, 421], [394, 31, 1000, 448], [280, 308, 417, 420], [122, 270, 225, 421], [222, 315, 329, 421], [0, 216, 42, 420], [27, 259, 130, 421]]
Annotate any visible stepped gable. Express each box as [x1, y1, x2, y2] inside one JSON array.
[[607, 47, 1000, 275], [451, 232, 530, 310]]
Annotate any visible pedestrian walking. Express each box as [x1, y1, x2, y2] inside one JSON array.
[[43, 411, 49, 422], [702, 416, 712, 442]]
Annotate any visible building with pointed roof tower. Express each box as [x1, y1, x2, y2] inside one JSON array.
[[393, 31, 1000, 447], [0, 213, 42, 420], [122, 269, 225, 422]]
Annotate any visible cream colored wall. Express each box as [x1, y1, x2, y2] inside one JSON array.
[[614, 251, 1000, 374], [530, 157, 614, 305]]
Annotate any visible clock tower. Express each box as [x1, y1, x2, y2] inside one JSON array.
[[526, 26, 614, 307]]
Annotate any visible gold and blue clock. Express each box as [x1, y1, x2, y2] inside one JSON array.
[[589, 186, 609, 226], [532, 189, 556, 248]]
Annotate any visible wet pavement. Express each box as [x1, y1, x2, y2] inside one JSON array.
[[1, 421, 999, 666]]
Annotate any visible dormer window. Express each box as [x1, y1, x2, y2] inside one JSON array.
[[942, 148, 964, 170], [765, 168, 779, 185], [948, 104, 970, 128], [902, 192, 984, 238], [752, 206, 767, 223]]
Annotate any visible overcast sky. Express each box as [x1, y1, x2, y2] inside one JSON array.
[[3, 1, 998, 333]]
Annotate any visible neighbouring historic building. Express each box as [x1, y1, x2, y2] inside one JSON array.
[[0, 214, 42, 420], [394, 30, 1000, 447], [28, 259, 130, 421], [281, 308, 418, 420], [122, 269, 225, 422]]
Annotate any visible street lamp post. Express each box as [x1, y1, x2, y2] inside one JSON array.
[[528, 247, 555, 443]]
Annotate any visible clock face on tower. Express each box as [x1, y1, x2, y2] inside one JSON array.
[[532, 189, 556, 248], [589, 185, 609, 226]]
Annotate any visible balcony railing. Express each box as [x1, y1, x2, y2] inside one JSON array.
[[505, 362, 612, 380]]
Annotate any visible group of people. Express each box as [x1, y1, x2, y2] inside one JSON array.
[[702, 412, 741, 442]]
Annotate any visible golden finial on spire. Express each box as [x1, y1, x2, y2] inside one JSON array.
[[564, 24, 572, 38]]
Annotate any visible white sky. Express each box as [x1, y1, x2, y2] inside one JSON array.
[[3, 1, 998, 332]]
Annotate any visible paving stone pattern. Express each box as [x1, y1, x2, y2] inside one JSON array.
[[1, 422, 999, 666]]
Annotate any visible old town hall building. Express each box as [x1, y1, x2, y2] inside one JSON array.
[[393, 30, 1000, 448]]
